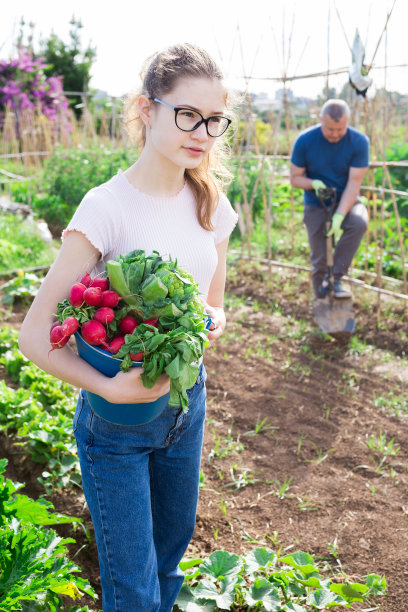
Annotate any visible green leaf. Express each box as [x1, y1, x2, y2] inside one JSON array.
[[278, 551, 317, 576], [365, 573, 387, 595], [243, 577, 281, 611], [294, 571, 324, 588], [175, 583, 216, 612], [195, 577, 238, 610], [285, 603, 308, 612], [244, 547, 276, 575], [329, 581, 368, 602], [7, 495, 82, 527], [306, 588, 340, 608], [200, 550, 242, 579], [179, 557, 204, 571]]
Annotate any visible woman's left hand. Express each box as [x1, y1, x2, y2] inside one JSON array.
[[204, 304, 226, 342]]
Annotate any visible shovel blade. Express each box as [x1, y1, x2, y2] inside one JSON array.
[[312, 296, 355, 338]]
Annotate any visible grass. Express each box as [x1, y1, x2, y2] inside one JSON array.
[[0, 211, 58, 275], [373, 390, 408, 419]]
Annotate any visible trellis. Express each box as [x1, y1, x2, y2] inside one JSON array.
[[1, 5, 408, 310]]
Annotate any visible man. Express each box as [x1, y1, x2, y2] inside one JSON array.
[[290, 99, 369, 299]]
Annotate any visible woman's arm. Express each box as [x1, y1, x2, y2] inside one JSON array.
[[19, 231, 169, 404], [205, 237, 229, 342]]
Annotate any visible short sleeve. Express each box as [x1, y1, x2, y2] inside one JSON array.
[[212, 192, 239, 245], [291, 134, 306, 168], [61, 186, 118, 257], [350, 134, 370, 168]]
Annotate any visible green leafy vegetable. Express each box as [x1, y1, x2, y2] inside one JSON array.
[[105, 250, 209, 410]]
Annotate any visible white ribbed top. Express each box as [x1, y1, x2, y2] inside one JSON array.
[[62, 170, 238, 299]]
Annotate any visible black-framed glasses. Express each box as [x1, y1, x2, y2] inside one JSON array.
[[152, 98, 231, 137]]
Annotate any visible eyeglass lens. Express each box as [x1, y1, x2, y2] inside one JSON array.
[[176, 109, 230, 137]]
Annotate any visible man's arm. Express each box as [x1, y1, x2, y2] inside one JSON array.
[[336, 166, 368, 216], [290, 163, 315, 190]]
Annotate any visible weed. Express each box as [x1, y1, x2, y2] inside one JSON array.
[[208, 424, 245, 463], [296, 431, 306, 455], [373, 390, 408, 419], [221, 465, 260, 490], [365, 431, 400, 456], [218, 498, 228, 516], [297, 496, 319, 511], [305, 442, 335, 464], [244, 415, 278, 436], [273, 476, 294, 499]]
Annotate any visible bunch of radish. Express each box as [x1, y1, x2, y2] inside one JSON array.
[[49, 272, 157, 361]]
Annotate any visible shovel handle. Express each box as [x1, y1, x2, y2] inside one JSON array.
[[326, 221, 334, 267]]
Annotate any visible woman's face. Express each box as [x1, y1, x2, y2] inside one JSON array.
[[148, 76, 227, 170]]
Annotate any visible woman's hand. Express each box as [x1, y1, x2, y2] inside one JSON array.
[[100, 367, 171, 405], [204, 304, 226, 342]]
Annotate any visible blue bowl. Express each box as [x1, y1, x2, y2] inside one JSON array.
[[74, 332, 169, 426]]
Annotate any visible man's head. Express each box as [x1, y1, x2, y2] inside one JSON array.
[[320, 99, 350, 143]]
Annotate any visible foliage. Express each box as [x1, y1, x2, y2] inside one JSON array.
[[1, 272, 43, 306], [0, 46, 70, 127], [39, 17, 97, 118], [0, 328, 79, 493], [0, 459, 96, 610], [0, 212, 57, 275], [176, 548, 386, 611], [9, 146, 136, 233]]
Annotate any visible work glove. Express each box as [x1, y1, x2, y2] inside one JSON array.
[[326, 212, 344, 242], [312, 179, 326, 192]]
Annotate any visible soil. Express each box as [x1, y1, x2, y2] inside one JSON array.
[[1, 261, 408, 611]]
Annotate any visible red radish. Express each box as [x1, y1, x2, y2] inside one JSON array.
[[83, 286, 103, 306], [90, 277, 110, 291], [100, 290, 120, 308], [107, 335, 126, 354], [119, 316, 139, 335], [81, 320, 107, 346], [49, 325, 70, 352], [143, 318, 158, 327], [61, 316, 79, 336], [69, 282, 87, 307], [94, 307, 115, 325], [50, 320, 60, 332], [130, 351, 144, 362], [80, 272, 92, 287]]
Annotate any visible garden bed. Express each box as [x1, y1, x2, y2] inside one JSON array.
[[1, 261, 407, 610]]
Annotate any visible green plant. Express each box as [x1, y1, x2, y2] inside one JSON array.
[[373, 390, 408, 419], [272, 476, 293, 499], [0, 212, 57, 275], [221, 465, 260, 491], [176, 548, 386, 611], [243, 415, 277, 436], [1, 272, 43, 306], [365, 431, 400, 457], [306, 443, 335, 464], [208, 425, 244, 462], [0, 459, 95, 609]]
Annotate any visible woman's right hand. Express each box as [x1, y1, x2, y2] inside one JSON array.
[[100, 367, 171, 404]]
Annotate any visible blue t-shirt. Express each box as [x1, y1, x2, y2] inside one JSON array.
[[290, 124, 370, 206]]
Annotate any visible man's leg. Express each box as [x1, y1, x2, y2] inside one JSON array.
[[303, 205, 328, 298], [333, 200, 368, 281]]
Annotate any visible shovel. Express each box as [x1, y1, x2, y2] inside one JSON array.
[[311, 187, 355, 339]]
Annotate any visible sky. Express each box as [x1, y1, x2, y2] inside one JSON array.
[[2, 0, 408, 101]]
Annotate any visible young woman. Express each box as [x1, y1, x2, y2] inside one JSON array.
[[19, 43, 238, 611]]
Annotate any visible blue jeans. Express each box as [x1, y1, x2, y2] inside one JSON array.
[[73, 364, 207, 612]]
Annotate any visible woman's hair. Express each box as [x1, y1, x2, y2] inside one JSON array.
[[122, 43, 234, 231]]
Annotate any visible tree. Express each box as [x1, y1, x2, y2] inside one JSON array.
[[39, 17, 96, 117]]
